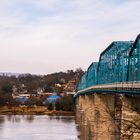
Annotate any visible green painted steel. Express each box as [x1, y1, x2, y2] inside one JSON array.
[[77, 62, 98, 91], [77, 34, 140, 91], [77, 72, 87, 91], [87, 62, 98, 87], [128, 35, 140, 81], [97, 41, 133, 84]]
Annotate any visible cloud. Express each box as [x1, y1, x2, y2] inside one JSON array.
[[0, 0, 140, 74]]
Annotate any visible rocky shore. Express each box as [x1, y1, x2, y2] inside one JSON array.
[[0, 106, 75, 116]]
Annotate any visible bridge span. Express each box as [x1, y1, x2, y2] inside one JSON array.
[[75, 35, 140, 140]]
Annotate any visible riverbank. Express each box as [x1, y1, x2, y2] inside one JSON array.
[[0, 106, 75, 116]]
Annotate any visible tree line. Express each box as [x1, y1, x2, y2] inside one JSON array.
[[0, 68, 84, 108]]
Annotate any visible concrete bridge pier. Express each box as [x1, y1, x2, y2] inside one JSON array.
[[76, 93, 140, 140], [76, 94, 119, 140]]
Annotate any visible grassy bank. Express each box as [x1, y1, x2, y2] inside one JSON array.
[[0, 106, 75, 116]]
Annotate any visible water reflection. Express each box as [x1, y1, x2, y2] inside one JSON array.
[[25, 115, 34, 123], [49, 116, 75, 123], [0, 116, 5, 132], [6, 115, 21, 123], [0, 116, 5, 124], [0, 115, 80, 140]]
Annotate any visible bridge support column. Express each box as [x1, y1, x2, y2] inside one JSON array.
[[93, 94, 119, 140], [76, 94, 120, 140], [121, 95, 140, 140]]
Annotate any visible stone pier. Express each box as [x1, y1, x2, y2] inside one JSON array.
[[76, 94, 140, 140]]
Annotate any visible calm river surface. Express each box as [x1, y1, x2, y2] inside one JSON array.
[[0, 115, 80, 140]]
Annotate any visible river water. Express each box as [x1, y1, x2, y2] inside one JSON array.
[[0, 115, 80, 140]]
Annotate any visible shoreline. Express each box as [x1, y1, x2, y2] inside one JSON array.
[[0, 106, 75, 116]]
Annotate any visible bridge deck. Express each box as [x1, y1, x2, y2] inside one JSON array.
[[74, 82, 140, 99]]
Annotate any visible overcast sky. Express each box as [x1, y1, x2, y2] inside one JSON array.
[[0, 0, 140, 75]]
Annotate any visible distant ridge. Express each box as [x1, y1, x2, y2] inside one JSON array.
[[0, 72, 30, 77]]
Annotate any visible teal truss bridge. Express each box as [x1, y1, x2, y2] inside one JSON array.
[[74, 34, 140, 100]]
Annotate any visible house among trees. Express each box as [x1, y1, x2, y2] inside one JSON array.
[[45, 92, 61, 103], [15, 96, 29, 104]]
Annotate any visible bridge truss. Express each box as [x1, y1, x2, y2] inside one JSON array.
[[77, 34, 140, 94]]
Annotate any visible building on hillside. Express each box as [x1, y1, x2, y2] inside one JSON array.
[[12, 94, 31, 99], [59, 92, 66, 97], [15, 96, 29, 104], [36, 88, 45, 94], [64, 74, 79, 94], [12, 84, 28, 95], [47, 92, 61, 103], [66, 92, 75, 96], [44, 92, 61, 104], [37, 92, 52, 96]]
